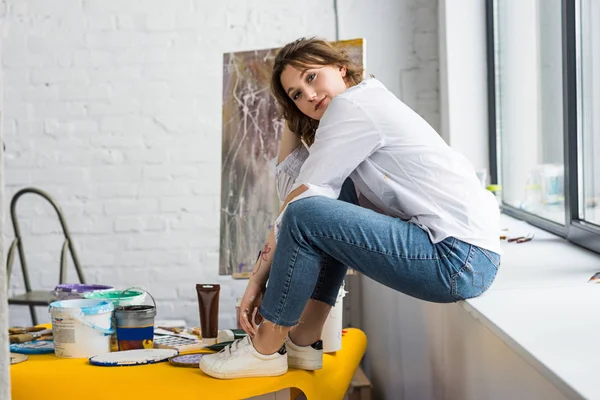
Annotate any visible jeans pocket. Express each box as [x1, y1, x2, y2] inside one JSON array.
[[451, 248, 499, 300]]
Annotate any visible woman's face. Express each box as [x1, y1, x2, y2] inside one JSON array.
[[280, 64, 348, 120]]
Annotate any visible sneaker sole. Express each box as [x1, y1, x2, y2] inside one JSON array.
[[199, 360, 288, 379]]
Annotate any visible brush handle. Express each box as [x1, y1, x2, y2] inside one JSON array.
[[10, 333, 34, 343], [8, 326, 46, 335]]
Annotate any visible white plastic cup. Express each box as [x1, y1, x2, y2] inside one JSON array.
[[321, 285, 347, 353]]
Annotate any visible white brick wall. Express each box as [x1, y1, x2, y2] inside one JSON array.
[[2, 0, 439, 328]]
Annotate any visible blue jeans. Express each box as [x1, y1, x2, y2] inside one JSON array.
[[259, 179, 501, 327]]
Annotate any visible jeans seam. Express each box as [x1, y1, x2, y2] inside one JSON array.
[[270, 244, 299, 325], [438, 237, 457, 258], [478, 248, 501, 269], [312, 255, 328, 299], [306, 232, 453, 261]]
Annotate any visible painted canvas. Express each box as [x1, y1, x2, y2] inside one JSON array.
[[220, 39, 365, 275]]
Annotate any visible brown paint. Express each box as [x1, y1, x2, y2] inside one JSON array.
[[195, 284, 220, 343]]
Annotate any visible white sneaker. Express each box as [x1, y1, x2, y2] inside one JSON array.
[[285, 335, 323, 370], [199, 336, 288, 379]]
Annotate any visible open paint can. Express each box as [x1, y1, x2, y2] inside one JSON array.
[[84, 288, 147, 351], [114, 288, 157, 351], [48, 299, 114, 358]]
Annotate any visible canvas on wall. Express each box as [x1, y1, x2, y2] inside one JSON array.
[[220, 39, 365, 275]]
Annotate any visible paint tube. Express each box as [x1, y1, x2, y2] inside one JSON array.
[[195, 284, 220, 345]]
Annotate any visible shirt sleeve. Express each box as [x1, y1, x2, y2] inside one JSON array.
[[273, 97, 384, 240], [271, 145, 310, 202]]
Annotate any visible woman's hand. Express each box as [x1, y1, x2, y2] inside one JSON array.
[[238, 279, 265, 337]]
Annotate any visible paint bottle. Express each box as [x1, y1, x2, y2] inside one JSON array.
[[195, 284, 220, 345], [217, 329, 247, 343]]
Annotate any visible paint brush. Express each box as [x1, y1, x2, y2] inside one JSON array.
[[9, 329, 52, 343], [8, 326, 46, 335]]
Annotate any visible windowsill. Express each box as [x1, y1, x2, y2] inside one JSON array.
[[460, 214, 600, 400]]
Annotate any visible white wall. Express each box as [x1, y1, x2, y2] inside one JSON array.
[[2, 0, 335, 327], [438, 0, 489, 172], [362, 287, 568, 400], [2, 0, 441, 330], [339, 0, 440, 132], [0, 5, 11, 395]]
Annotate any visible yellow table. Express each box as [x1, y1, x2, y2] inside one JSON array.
[[11, 328, 367, 400]]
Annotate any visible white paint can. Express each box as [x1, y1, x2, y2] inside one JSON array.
[[48, 299, 114, 358]]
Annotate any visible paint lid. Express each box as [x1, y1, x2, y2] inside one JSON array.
[[83, 289, 145, 304], [10, 352, 29, 364], [10, 340, 54, 354], [89, 349, 178, 367], [53, 283, 113, 294], [169, 353, 206, 368], [49, 299, 115, 315]]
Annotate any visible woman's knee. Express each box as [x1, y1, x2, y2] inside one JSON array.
[[281, 197, 326, 232]]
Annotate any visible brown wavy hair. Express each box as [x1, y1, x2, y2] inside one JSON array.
[[271, 37, 364, 146]]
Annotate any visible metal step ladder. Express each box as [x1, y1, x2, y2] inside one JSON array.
[[6, 187, 86, 325]]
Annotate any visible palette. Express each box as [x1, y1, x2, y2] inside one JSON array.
[[153, 335, 206, 352], [89, 349, 178, 367]]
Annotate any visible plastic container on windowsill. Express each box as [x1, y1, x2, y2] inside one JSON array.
[[486, 184, 502, 206]]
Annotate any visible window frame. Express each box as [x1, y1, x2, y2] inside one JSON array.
[[486, 0, 600, 254]]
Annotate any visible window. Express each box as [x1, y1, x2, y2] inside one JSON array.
[[488, 0, 600, 253], [579, 0, 600, 226], [493, 0, 565, 225]]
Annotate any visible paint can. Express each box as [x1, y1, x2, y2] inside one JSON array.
[[114, 288, 157, 351], [48, 299, 114, 358], [52, 284, 113, 301], [84, 289, 147, 351], [321, 284, 347, 353]]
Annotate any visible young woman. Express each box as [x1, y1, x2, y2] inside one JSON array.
[[200, 37, 501, 379]]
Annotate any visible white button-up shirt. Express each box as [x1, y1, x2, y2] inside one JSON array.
[[274, 78, 501, 254]]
